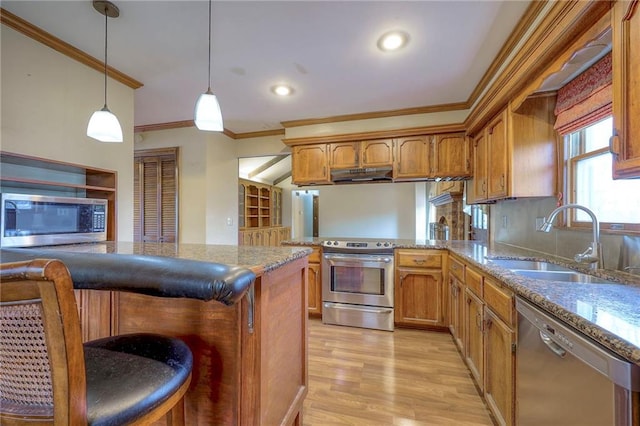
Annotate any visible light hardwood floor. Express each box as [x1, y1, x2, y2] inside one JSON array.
[[303, 319, 494, 426]]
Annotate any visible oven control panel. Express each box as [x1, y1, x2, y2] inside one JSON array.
[[321, 240, 396, 251]]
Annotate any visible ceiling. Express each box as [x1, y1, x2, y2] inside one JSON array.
[[2, 1, 532, 136], [239, 154, 291, 185]]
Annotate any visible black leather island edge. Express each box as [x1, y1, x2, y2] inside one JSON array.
[[0, 247, 256, 306]]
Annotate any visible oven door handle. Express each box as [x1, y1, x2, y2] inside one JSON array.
[[323, 254, 393, 264], [323, 303, 393, 314]]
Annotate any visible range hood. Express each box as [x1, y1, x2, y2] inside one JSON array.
[[330, 166, 393, 183]]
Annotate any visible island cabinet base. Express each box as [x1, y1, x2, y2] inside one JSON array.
[[112, 257, 309, 425]]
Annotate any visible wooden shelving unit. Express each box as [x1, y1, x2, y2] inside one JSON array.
[[0, 151, 118, 241], [238, 178, 289, 246]]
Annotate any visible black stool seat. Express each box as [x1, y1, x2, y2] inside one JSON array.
[[83, 333, 193, 426]]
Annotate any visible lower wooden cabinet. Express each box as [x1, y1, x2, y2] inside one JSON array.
[[483, 278, 516, 426], [449, 275, 465, 350], [239, 226, 291, 247], [395, 269, 444, 327], [484, 307, 516, 426], [448, 255, 516, 426], [464, 288, 484, 389], [282, 245, 322, 316], [307, 260, 322, 316], [395, 249, 446, 328]]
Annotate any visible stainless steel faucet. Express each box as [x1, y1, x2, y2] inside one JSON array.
[[537, 204, 602, 269]]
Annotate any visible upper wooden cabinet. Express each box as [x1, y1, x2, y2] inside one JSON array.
[[611, 0, 640, 178], [472, 131, 488, 202], [393, 135, 432, 179], [361, 139, 394, 167], [288, 130, 472, 184], [486, 110, 509, 200], [432, 133, 472, 178], [291, 144, 330, 185], [328, 139, 393, 169], [470, 95, 557, 203], [328, 142, 358, 169]]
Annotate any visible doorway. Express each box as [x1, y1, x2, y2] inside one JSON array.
[[292, 190, 319, 239], [312, 195, 319, 237]]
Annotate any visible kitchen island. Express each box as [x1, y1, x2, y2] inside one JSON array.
[[1, 242, 312, 426]]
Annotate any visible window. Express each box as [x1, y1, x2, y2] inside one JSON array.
[[566, 117, 640, 232]]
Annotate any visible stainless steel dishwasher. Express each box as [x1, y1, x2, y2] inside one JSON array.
[[516, 297, 640, 426]]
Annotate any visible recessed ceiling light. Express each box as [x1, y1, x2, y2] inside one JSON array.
[[377, 31, 409, 52], [271, 85, 294, 96]]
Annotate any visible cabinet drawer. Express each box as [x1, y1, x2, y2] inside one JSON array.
[[466, 267, 483, 296], [309, 247, 322, 263], [484, 278, 514, 325], [396, 250, 443, 268], [449, 256, 465, 281]]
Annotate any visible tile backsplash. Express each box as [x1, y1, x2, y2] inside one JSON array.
[[491, 197, 637, 272]]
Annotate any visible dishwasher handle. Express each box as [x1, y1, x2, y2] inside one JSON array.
[[540, 331, 566, 358]]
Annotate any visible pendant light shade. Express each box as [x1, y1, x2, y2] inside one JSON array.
[[195, 90, 223, 131], [87, 0, 123, 143], [87, 106, 123, 142], [194, 0, 223, 132]]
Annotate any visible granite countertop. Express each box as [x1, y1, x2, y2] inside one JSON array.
[[282, 237, 640, 366], [17, 241, 312, 276]]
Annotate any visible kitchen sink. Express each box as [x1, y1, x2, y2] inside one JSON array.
[[486, 258, 573, 272], [510, 269, 618, 284], [486, 258, 619, 284]]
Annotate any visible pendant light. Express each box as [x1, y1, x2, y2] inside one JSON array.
[[87, 0, 123, 143], [194, 0, 223, 131]]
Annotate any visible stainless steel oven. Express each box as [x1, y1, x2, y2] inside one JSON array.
[[321, 240, 394, 331]]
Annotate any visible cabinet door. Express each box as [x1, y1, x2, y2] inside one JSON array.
[[473, 131, 488, 202], [448, 276, 464, 351], [362, 139, 393, 167], [487, 110, 508, 199], [612, 0, 640, 178], [464, 289, 484, 390], [395, 268, 443, 327], [433, 133, 471, 177], [307, 262, 322, 316], [393, 136, 432, 179], [484, 308, 515, 426], [238, 183, 246, 228], [270, 188, 282, 227], [329, 142, 359, 169], [292, 144, 330, 184]]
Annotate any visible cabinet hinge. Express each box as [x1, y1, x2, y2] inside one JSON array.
[[511, 343, 517, 353]]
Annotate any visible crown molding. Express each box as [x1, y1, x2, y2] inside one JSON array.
[[134, 120, 281, 140], [1, 7, 143, 90], [282, 123, 465, 146], [466, 1, 547, 107], [233, 129, 286, 139], [281, 102, 469, 129], [464, 0, 612, 134]]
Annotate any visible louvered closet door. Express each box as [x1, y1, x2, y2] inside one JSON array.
[[134, 148, 178, 243]]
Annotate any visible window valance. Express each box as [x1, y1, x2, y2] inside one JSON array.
[[554, 52, 612, 135]]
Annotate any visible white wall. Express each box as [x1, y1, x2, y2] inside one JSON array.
[[1, 25, 135, 241], [205, 132, 240, 244], [136, 127, 238, 244], [296, 182, 416, 239]]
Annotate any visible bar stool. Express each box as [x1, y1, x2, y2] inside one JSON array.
[[0, 259, 193, 425]]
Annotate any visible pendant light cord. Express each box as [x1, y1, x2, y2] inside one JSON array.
[[103, 6, 108, 107], [207, 0, 212, 91]]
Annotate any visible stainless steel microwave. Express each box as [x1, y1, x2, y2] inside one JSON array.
[[0, 193, 108, 247]]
